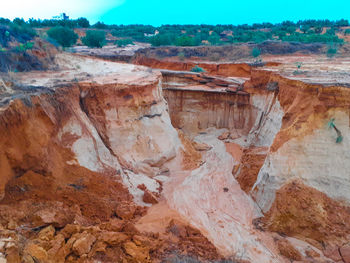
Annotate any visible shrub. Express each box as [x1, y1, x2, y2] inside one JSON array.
[[326, 46, 337, 58], [47, 26, 78, 47], [190, 65, 205, 73], [82, 30, 106, 48], [15, 41, 34, 52], [115, 38, 134, 47], [9, 23, 36, 39], [251, 47, 261, 58], [327, 118, 343, 143], [345, 29, 350, 35]]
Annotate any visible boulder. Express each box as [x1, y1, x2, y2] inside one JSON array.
[[123, 241, 150, 262], [24, 243, 48, 263], [99, 231, 128, 245], [72, 232, 96, 256], [116, 201, 137, 220]]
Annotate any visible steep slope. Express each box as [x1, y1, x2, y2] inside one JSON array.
[[0, 52, 350, 263]]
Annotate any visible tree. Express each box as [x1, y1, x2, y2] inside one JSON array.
[[93, 22, 108, 29], [82, 30, 106, 48], [77, 17, 90, 28], [175, 36, 195, 46], [47, 26, 78, 47], [314, 26, 323, 34], [208, 32, 221, 45], [149, 34, 173, 46]]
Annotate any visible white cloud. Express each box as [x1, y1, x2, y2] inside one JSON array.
[[0, 0, 124, 21]]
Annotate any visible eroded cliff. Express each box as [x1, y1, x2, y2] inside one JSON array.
[[0, 52, 350, 263]]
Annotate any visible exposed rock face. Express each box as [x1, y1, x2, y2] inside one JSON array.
[[0, 55, 221, 262], [79, 73, 179, 178], [1, 51, 350, 263], [134, 56, 252, 77]]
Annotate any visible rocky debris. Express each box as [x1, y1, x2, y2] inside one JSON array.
[[24, 243, 48, 263], [192, 141, 212, 151], [71, 232, 96, 256], [99, 231, 128, 245], [340, 244, 350, 263], [276, 239, 302, 261], [143, 189, 159, 204], [123, 241, 151, 262], [218, 131, 230, 140], [116, 201, 137, 220], [262, 181, 350, 253], [324, 245, 343, 262]]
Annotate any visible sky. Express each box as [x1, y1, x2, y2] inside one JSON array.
[[1, 0, 350, 26]]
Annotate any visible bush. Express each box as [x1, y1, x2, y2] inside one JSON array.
[[115, 38, 134, 47], [9, 23, 36, 39], [251, 47, 261, 58], [327, 46, 337, 58], [47, 26, 78, 47], [82, 30, 106, 48], [191, 65, 205, 73]]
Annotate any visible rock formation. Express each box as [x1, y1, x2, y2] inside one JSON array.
[[0, 51, 349, 263]]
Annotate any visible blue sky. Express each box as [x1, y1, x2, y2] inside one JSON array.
[[2, 0, 350, 25]]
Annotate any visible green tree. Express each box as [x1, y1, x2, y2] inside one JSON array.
[[76, 17, 90, 28], [93, 22, 108, 29], [208, 32, 221, 45], [82, 30, 106, 48], [149, 34, 173, 46], [300, 25, 310, 33], [314, 26, 323, 34], [47, 26, 78, 47], [175, 36, 195, 46]]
